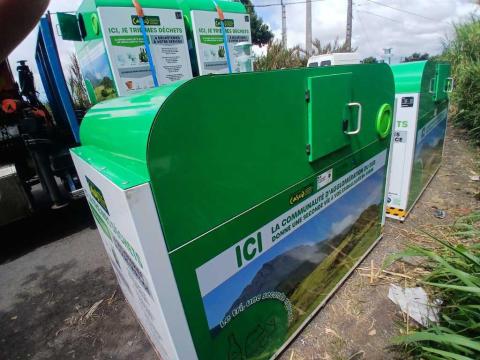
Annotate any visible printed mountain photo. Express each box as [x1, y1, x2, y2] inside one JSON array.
[[409, 111, 447, 206], [201, 165, 386, 337]]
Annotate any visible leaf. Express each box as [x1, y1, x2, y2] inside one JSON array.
[[394, 331, 480, 352], [423, 282, 480, 295], [421, 346, 475, 360]]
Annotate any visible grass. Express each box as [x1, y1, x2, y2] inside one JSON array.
[[388, 211, 480, 359], [443, 15, 480, 143]]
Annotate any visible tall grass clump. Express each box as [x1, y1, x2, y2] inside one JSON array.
[[392, 211, 480, 359], [443, 16, 480, 143]]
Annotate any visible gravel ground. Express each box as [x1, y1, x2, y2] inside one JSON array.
[[0, 125, 478, 360]]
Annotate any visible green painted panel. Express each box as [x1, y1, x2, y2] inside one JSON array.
[[76, 64, 394, 252], [57, 13, 82, 41], [390, 60, 427, 94], [71, 146, 148, 189], [307, 73, 352, 161], [147, 65, 393, 251], [433, 63, 451, 103], [77, 81, 184, 186]]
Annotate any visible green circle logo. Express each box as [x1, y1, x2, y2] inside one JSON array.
[[376, 103, 392, 139], [91, 13, 100, 35]]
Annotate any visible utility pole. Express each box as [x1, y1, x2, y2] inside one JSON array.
[[383, 48, 393, 64], [345, 0, 352, 51], [306, 0, 312, 55], [281, 0, 287, 47]]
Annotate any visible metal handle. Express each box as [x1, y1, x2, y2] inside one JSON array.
[[345, 102, 362, 135], [429, 78, 435, 94], [445, 77, 454, 93]]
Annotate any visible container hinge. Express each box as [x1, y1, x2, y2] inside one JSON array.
[[305, 90, 310, 102], [306, 144, 311, 155]]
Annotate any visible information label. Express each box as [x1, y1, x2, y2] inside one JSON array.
[[98, 7, 192, 96], [191, 10, 253, 75]]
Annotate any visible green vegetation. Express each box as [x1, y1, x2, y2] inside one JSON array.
[[239, 0, 274, 46], [254, 38, 353, 71], [362, 56, 379, 64], [67, 53, 91, 110], [402, 52, 430, 63], [391, 211, 480, 360], [443, 16, 480, 143]]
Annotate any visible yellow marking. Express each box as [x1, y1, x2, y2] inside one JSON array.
[[386, 206, 406, 217]]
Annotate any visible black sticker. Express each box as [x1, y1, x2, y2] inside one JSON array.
[[401, 96, 414, 107], [175, 11, 182, 20]]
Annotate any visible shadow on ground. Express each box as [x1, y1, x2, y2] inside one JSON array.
[[0, 199, 94, 264], [0, 261, 153, 360]]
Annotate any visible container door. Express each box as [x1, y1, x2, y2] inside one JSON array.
[[433, 63, 451, 102], [307, 72, 353, 162]]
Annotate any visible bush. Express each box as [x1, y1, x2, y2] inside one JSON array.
[[443, 16, 480, 143], [390, 211, 480, 359]]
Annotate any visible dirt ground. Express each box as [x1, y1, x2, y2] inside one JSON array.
[[0, 125, 478, 360]]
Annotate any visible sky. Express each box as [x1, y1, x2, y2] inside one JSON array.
[[6, 0, 478, 97], [202, 166, 384, 330], [254, 0, 479, 61]]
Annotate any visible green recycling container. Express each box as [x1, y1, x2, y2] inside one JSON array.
[[386, 60, 452, 221], [71, 65, 394, 360], [59, 0, 251, 103]]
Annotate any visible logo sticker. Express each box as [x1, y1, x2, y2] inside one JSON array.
[[316, 169, 333, 190], [289, 184, 314, 205], [86, 177, 109, 215]]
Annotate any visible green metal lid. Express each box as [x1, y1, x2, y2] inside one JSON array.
[[74, 64, 394, 252], [390, 60, 428, 94]]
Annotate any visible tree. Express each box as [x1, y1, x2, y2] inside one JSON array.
[[254, 38, 355, 71], [67, 53, 90, 110], [254, 40, 306, 70], [311, 38, 355, 55], [362, 56, 378, 64], [240, 0, 274, 46], [402, 52, 430, 62]]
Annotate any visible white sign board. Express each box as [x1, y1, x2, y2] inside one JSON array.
[[71, 153, 197, 360], [387, 93, 419, 211], [98, 7, 193, 96], [190, 10, 253, 75]]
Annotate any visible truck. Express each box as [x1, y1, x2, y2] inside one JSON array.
[[0, 13, 84, 226], [307, 52, 360, 67]]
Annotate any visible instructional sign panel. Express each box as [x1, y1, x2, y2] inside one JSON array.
[[98, 7, 192, 96], [191, 10, 253, 75], [387, 93, 419, 211]]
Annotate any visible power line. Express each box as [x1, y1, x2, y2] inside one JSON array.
[[354, 10, 375, 54], [364, 0, 436, 22], [356, 9, 403, 24], [248, 0, 324, 8]]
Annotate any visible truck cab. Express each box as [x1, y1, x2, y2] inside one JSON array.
[[307, 52, 360, 67]]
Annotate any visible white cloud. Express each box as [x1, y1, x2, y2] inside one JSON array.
[[255, 0, 479, 61], [329, 214, 356, 237]]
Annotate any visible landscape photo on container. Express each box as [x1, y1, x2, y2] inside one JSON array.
[[201, 165, 386, 335], [409, 110, 447, 205]]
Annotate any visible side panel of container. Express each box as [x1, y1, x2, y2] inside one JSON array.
[[407, 107, 448, 210], [71, 153, 198, 360], [169, 144, 388, 360], [386, 93, 419, 220]]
